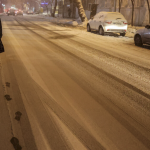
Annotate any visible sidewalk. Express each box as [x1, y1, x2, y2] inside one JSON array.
[[0, 50, 38, 150], [37, 14, 84, 27], [0, 54, 14, 150]]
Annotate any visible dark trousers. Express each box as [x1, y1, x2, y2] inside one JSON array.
[[0, 39, 4, 53]]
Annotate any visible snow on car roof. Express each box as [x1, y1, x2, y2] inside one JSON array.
[[100, 12, 121, 14], [95, 12, 122, 16], [94, 11, 125, 20]]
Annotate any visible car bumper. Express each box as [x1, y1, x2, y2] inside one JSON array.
[[103, 25, 127, 33]]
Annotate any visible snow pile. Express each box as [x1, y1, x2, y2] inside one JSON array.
[[127, 28, 136, 33], [125, 25, 145, 38], [43, 17, 79, 26], [78, 21, 87, 27], [127, 25, 144, 33], [125, 31, 134, 38], [37, 15, 83, 26], [72, 21, 78, 26]]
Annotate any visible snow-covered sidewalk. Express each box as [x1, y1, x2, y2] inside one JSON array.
[[0, 55, 14, 150], [38, 14, 82, 26]]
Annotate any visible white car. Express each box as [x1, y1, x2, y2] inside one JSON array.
[[27, 10, 33, 14], [134, 25, 150, 46], [87, 12, 128, 36]]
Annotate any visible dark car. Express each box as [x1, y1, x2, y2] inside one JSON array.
[[134, 25, 150, 46], [35, 11, 40, 14], [15, 10, 23, 16], [7, 9, 15, 16]]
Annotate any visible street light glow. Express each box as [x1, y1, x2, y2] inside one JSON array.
[[41, 3, 48, 4]]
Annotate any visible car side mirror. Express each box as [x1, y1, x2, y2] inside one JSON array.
[[145, 25, 150, 29]]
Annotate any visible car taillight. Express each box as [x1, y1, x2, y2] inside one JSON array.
[[105, 21, 112, 24], [123, 22, 127, 24]]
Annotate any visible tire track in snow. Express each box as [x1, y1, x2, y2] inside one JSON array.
[[18, 17, 150, 94], [15, 17, 150, 110]]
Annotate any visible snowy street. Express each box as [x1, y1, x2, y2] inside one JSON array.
[[0, 14, 150, 150]]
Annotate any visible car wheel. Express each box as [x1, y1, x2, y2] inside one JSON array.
[[87, 24, 91, 32], [120, 33, 126, 36], [134, 35, 143, 47], [99, 26, 104, 35]]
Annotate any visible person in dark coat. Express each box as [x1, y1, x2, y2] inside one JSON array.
[[0, 18, 4, 53], [68, 8, 72, 18], [0, 19, 2, 38]]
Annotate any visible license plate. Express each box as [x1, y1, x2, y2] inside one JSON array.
[[114, 22, 121, 25]]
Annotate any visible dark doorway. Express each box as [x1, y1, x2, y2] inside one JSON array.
[[90, 4, 98, 19]]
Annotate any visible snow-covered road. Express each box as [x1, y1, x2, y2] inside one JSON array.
[[0, 15, 150, 150]]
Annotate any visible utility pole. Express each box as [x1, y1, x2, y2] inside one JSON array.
[[114, 0, 116, 12]]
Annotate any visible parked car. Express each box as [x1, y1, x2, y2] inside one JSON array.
[[35, 11, 40, 14], [134, 25, 150, 46], [7, 9, 15, 16], [27, 10, 33, 14], [87, 12, 128, 36], [15, 10, 23, 16]]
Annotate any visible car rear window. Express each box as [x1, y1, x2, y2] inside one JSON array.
[[105, 14, 125, 20]]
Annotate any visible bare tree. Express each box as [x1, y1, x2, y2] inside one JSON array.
[[52, 0, 57, 17], [48, 0, 54, 16], [73, 0, 88, 22], [131, 0, 135, 26], [119, 0, 122, 12], [51, 0, 88, 22], [146, 0, 150, 24]]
